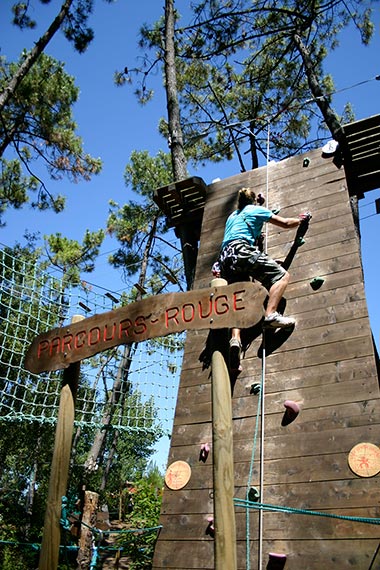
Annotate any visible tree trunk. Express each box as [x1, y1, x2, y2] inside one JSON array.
[[293, 33, 361, 238], [76, 490, 99, 570], [293, 33, 343, 141], [164, 0, 187, 181], [0, 0, 74, 112], [164, 0, 199, 289], [85, 216, 158, 479]]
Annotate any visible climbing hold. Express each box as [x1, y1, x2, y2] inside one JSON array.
[[296, 236, 305, 246], [267, 552, 287, 569], [199, 443, 210, 462], [310, 276, 324, 290], [248, 487, 260, 502], [257, 193, 265, 205], [250, 383, 261, 395], [303, 157, 310, 167], [206, 517, 215, 537], [271, 207, 280, 215], [322, 139, 339, 158], [281, 400, 300, 426]]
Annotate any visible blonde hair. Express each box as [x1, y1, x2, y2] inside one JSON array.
[[237, 187, 256, 210]]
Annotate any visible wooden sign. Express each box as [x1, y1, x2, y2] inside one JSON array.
[[165, 460, 192, 490], [24, 281, 265, 373]]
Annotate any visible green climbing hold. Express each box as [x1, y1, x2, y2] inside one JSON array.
[[310, 276, 324, 290], [250, 383, 261, 395], [271, 208, 280, 215], [248, 487, 260, 502], [303, 157, 310, 167]]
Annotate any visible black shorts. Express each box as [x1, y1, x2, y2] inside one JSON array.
[[219, 239, 286, 290]]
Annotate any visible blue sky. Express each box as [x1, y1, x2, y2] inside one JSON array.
[[1, 1, 380, 466]]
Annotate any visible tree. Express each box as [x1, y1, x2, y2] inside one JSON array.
[[84, 149, 182, 487], [126, 0, 374, 171], [0, 53, 102, 222], [44, 228, 105, 286], [1, 0, 113, 112], [111, 465, 164, 570], [0, 235, 106, 568]]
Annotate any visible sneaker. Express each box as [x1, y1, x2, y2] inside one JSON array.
[[229, 338, 242, 370], [263, 312, 296, 329]]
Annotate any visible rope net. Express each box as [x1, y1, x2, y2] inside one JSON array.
[[0, 248, 183, 436]]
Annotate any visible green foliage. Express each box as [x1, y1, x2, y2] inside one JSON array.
[[114, 468, 164, 570], [107, 150, 185, 291], [10, 0, 106, 54], [131, 0, 375, 170], [44, 229, 105, 285], [0, 52, 102, 223]]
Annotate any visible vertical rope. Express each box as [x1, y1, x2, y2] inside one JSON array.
[[258, 333, 266, 570], [245, 120, 271, 570], [245, 372, 264, 570], [258, 119, 271, 570]]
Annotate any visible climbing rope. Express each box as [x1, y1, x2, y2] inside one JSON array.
[[244, 119, 271, 570], [236, 498, 380, 526], [245, 370, 264, 570]]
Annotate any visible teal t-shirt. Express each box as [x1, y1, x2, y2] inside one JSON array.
[[221, 205, 273, 248]]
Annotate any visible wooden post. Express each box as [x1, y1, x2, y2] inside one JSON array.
[[210, 278, 237, 570], [38, 315, 84, 570], [77, 490, 99, 569]]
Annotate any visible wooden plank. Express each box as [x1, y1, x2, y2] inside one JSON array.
[[170, 396, 379, 449], [158, 508, 380, 541], [181, 310, 371, 364], [153, 538, 380, 569]]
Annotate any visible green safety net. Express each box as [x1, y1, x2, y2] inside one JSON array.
[[0, 248, 183, 435]]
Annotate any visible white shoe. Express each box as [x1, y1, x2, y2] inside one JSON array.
[[263, 312, 296, 329]]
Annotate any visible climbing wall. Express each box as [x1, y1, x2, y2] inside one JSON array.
[[152, 148, 380, 570]]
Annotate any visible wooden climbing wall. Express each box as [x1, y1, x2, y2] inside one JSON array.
[[152, 147, 380, 570]]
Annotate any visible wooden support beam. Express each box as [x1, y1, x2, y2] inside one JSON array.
[[210, 278, 237, 570], [38, 315, 84, 570]]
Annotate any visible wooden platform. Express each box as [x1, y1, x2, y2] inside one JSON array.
[[153, 176, 207, 228], [152, 148, 380, 569], [341, 114, 380, 197]]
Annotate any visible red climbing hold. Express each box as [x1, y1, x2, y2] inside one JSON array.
[[281, 400, 300, 426], [199, 443, 210, 462], [206, 517, 215, 537], [267, 552, 287, 569]]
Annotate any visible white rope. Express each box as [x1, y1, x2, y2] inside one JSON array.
[[258, 120, 271, 570]]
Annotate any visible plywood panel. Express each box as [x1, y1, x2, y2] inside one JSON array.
[[152, 147, 380, 570]]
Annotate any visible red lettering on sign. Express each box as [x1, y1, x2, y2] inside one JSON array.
[[89, 327, 100, 346], [165, 307, 179, 328], [75, 331, 86, 349], [134, 315, 147, 335], [182, 303, 195, 323], [50, 337, 61, 356], [198, 298, 212, 319], [214, 295, 229, 315], [119, 319, 133, 338], [233, 290, 245, 311], [37, 340, 50, 359], [62, 333, 73, 353], [104, 323, 116, 342]]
